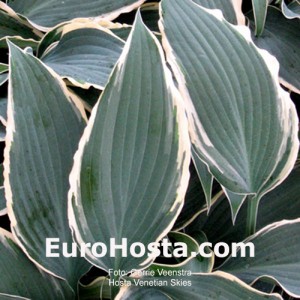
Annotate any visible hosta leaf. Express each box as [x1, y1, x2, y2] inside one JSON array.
[[39, 23, 124, 89], [0, 122, 6, 142], [4, 43, 90, 290], [220, 219, 300, 298], [69, 86, 101, 111], [251, 0, 268, 36], [0, 164, 5, 216], [0, 64, 8, 74], [250, 7, 300, 94], [191, 146, 213, 209], [192, 0, 245, 25], [116, 272, 282, 300], [96, 20, 132, 42], [0, 73, 8, 86], [187, 163, 300, 244], [282, 0, 300, 19], [0, 229, 74, 299], [173, 162, 207, 231], [119, 288, 169, 300], [160, 0, 299, 196], [79, 277, 111, 300], [141, 3, 160, 33], [0, 37, 39, 50], [252, 280, 276, 294], [37, 20, 126, 57], [0, 4, 41, 41], [148, 231, 214, 274], [0, 64, 8, 88], [0, 97, 7, 124], [110, 27, 132, 41], [69, 13, 190, 273], [7, 0, 146, 29], [223, 188, 247, 224]]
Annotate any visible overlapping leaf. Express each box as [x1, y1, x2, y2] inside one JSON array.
[[0, 229, 74, 299], [220, 219, 300, 298], [4, 43, 90, 290], [187, 163, 300, 244], [0, 64, 8, 91], [192, 0, 245, 25], [7, 0, 146, 29], [160, 0, 299, 197], [250, 7, 300, 93], [173, 162, 208, 230], [0, 74, 8, 86], [69, 13, 190, 273], [79, 277, 111, 300], [222, 188, 247, 224], [0, 164, 5, 215], [140, 3, 160, 33], [282, 0, 300, 19], [148, 231, 214, 274], [251, 0, 268, 36], [116, 272, 282, 300], [0, 97, 7, 124], [39, 23, 124, 89], [191, 147, 213, 209], [0, 3, 41, 47], [0, 64, 8, 74]]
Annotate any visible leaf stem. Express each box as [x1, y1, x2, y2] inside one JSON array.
[[246, 195, 260, 236]]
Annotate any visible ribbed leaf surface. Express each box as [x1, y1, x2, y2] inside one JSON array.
[[40, 26, 124, 89], [160, 0, 299, 195], [192, 0, 244, 24], [117, 272, 282, 300], [69, 14, 190, 272], [8, 0, 146, 29], [0, 229, 74, 299], [5, 43, 90, 290], [221, 220, 300, 298], [250, 7, 300, 93]]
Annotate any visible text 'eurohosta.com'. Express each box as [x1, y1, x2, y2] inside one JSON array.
[[46, 238, 255, 259]]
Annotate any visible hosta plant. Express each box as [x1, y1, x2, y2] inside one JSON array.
[[0, 0, 299, 299]]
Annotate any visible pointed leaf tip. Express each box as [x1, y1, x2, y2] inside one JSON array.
[[69, 2, 190, 273]]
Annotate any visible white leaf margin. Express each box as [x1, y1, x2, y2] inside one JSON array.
[[7, 0, 146, 32], [3, 42, 87, 279], [158, 0, 299, 198], [68, 12, 191, 271], [39, 19, 126, 90], [115, 270, 283, 300], [220, 218, 300, 298]]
